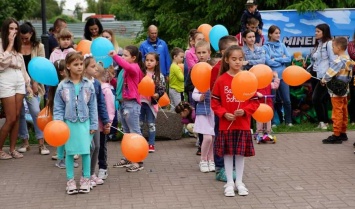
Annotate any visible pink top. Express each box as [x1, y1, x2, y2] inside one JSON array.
[[112, 54, 143, 103], [49, 48, 75, 63], [99, 83, 115, 131], [185, 47, 198, 71]]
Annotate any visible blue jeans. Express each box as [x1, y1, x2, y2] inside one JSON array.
[[139, 102, 156, 145], [19, 95, 43, 140], [119, 100, 141, 134], [273, 79, 292, 124]]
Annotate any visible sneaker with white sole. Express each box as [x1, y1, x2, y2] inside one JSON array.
[[17, 144, 30, 153], [39, 145, 50, 155], [51, 154, 58, 160], [224, 183, 236, 197], [98, 169, 108, 180], [55, 159, 66, 169], [236, 182, 249, 196], [79, 177, 91, 193], [317, 122, 328, 130], [208, 161, 215, 172], [90, 174, 104, 186], [74, 154, 79, 160], [66, 179, 78, 195], [199, 161, 209, 173]]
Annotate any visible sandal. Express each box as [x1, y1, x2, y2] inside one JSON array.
[[224, 183, 236, 197], [0, 150, 12, 160], [236, 183, 249, 196], [113, 159, 132, 168], [9, 150, 23, 159], [126, 164, 144, 172]]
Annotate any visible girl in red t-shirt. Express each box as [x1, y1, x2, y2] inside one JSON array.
[[211, 45, 259, 197]]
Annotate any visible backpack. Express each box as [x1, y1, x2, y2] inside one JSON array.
[[326, 60, 354, 96]]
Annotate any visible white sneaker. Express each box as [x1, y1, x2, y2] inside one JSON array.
[[79, 177, 91, 193], [208, 161, 215, 172], [17, 144, 30, 153], [199, 161, 209, 173], [236, 182, 249, 196], [317, 122, 328, 130], [287, 123, 293, 127], [39, 145, 50, 155], [224, 183, 236, 197], [90, 174, 104, 186], [98, 169, 108, 180]]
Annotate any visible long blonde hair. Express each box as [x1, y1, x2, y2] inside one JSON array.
[[102, 29, 119, 51]]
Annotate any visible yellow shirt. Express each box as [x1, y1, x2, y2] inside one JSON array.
[[169, 63, 184, 92]]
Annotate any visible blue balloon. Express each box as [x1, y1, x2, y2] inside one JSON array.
[[28, 57, 59, 86], [209, 25, 229, 51], [91, 37, 115, 68]]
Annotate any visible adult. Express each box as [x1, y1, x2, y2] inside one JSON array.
[[263, 25, 292, 126], [308, 24, 336, 130], [48, 18, 67, 53], [139, 25, 171, 78], [17, 22, 50, 155], [347, 31, 355, 125], [84, 17, 103, 40], [0, 18, 31, 159]]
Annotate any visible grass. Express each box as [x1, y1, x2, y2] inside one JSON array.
[[271, 122, 355, 133]]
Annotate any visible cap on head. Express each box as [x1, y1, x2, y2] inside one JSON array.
[[245, 0, 257, 6]]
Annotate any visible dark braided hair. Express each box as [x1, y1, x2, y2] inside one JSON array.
[[175, 101, 194, 122]]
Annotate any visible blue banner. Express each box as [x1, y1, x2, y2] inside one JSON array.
[[261, 9, 355, 56]]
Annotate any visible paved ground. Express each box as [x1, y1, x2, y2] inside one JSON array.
[[1, 131, 355, 209]]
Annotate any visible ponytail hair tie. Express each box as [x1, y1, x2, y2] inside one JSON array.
[[83, 53, 93, 59]]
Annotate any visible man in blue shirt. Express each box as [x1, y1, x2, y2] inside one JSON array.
[[139, 25, 171, 79]]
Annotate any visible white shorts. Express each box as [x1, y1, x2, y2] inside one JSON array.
[[0, 69, 25, 98]]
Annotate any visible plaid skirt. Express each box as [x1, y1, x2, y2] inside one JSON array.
[[215, 130, 255, 157]]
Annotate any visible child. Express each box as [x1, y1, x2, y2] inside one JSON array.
[[175, 101, 196, 135], [53, 52, 98, 195], [210, 35, 238, 181], [192, 87, 215, 173], [83, 55, 111, 186], [241, 0, 263, 35], [140, 52, 166, 153], [321, 37, 353, 144], [49, 28, 75, 63], [263, 25, 292, 127], [109, 46, 144, 172], [169, 47, 185, 108], [255, 71, 280, 139], [237, 17, 264, 47], [211, 45, 260, 196], [96, 64, 115, 180], [185, 30, 205, 105], [49, 60, 79, 169], [242, 29, 266, 70]]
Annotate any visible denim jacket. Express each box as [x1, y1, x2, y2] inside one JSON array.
[[53, 77, 98, 130], [243, 44, 266, 70], [310, 40, 337, 78]]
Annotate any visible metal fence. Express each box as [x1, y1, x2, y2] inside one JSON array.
[[31, 20, 144, 39]]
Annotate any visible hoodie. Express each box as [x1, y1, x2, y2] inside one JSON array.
[[263, 41, 291, 79]]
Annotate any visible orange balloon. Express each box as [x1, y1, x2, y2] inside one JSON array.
[[138, 75, 155, 97], [178, 63, 184, 72], [43, 120, 70, 147], [197, 24, 212, 42], [282, 65, 311, 86], [158, 92, 170, 107], [37, 106, 52, 131], [191, 62, 212, 92], [121, 133, 149, 163], [249, 64, 273, 89], [252, 103, 274, 123], [231, 71, 258, 101], [76, 40, 92, 55]]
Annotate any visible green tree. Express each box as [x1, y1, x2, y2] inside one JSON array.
[[74, 2, 83, 20], [0, 0, 36, 25], [85, 0, 112, 14], [127, 0, 355, 49], [110, 0, 138, 20], [30, 0, 62, 20]]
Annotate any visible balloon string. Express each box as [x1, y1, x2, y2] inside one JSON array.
[[311, 76, 320, 80], [110, 126, 124, 134], [227, 101, 241, 130], [154, 99, 168, 119]]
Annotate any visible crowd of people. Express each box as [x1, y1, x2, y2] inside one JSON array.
[[0, 0, 354, 197]]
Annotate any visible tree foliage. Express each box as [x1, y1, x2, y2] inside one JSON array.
[[0, 0, 36, 25], [127, 0, 355, 49], [30, 0, 63, 20], [110, 0, 139, 20]]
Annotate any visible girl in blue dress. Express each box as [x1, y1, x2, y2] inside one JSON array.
[[53, 52, 98, 195]]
